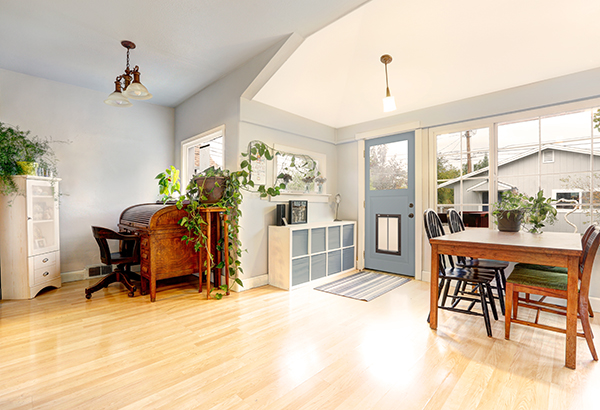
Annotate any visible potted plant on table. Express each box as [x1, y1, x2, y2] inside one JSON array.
[[492, 189, 529, 232], [523, 190, 557, 234], [492, 189, 557, 233], [0, 122, 59, 196]]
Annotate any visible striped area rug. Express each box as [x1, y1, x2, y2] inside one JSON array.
[[314, 271, 411, 301]]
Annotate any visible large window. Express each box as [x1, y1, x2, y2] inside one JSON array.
[[434, 105, 600, 232]]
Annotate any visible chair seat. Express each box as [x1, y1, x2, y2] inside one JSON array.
[[109, 251, 138, 266], [514, 263, 568, 274], [443, 267, 496, 283], [507, 266, 568, 291], [457, 259, 509, 269]]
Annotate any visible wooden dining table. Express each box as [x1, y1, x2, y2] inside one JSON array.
[[429, 229, 582, 369]]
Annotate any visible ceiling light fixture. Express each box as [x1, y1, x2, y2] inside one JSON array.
[[380, 54, 396, 113], [104, 41, 152, 107]]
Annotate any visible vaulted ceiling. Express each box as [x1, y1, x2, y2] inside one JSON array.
[[2, 1, 600, 129]]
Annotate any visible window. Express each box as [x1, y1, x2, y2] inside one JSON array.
[[181, 126, 224, 186], [433, 104, 600, 233]]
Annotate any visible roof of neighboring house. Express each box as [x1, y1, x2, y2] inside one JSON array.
[[437, 144, 600, 189]]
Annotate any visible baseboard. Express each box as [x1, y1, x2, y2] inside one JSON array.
[[421, 270, 431, 283], [61, 269, 86, 283], [227, 273, 269, 292]]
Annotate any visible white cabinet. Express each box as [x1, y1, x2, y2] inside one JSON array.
[[268, 221, 356, 290], [1, 176, 61, 299]]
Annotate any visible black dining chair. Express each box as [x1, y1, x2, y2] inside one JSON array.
[[424, 209, 498, 337], [447, 208, 509, 315]]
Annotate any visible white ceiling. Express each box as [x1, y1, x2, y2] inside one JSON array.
[[0, 0, 367, 107], [254, 0, 600, 128]]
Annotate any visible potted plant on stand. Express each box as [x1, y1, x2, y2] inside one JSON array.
[[156, 140, 311, 299], [0, 122, 59, 196]]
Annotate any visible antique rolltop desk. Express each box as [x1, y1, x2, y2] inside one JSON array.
[[118, 203, 198, 302]]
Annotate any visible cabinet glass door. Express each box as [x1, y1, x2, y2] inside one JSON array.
[[27, 180, 59, 255]]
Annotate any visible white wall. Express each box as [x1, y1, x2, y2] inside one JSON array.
[[0, 69, 175, 276], [237, 117, 337, 281]]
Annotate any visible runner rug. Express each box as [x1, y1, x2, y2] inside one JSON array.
[[314, 270, 411, 302]]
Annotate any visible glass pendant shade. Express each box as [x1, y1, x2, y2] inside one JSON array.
[[123, 82, 152, 100], [383, 95, 396, 112], [104, 90, 132, 107]]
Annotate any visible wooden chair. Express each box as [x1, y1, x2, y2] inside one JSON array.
[[512, 223, 596, 317], [424, 209, 499, 337], [505, 224, 600, 361], [85, 226, 140, 299], [447, 209, 509, 315]]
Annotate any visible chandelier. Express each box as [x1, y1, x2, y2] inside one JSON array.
[[104, 41, 152, 107]]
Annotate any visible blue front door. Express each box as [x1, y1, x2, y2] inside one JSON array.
[[365, 131, 415, 275]]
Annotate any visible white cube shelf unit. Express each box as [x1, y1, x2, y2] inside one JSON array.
[[268, 221, 357, 290]]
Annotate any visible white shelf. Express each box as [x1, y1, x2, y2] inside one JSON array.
[[269, 193, 330, 203]]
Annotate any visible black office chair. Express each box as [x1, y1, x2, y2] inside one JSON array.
[[85, 226, 140, 299], [447, 208, 509, 315], [424, 209, 498, 337]]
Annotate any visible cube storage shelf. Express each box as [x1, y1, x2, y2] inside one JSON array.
[[268, 221, 356, 290]]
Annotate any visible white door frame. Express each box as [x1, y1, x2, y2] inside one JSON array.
[[355, 121, 423, 280]]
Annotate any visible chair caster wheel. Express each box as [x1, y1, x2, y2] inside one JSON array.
[[85, 293, 91, 299]]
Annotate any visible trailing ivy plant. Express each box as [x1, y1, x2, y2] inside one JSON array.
[[156, 140, 315, 299]]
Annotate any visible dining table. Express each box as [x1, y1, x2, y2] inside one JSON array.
[[428, 228, 582, 369]]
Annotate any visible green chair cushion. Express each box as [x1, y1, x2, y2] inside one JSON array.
[[514, 263, 568, 274], [507, 266, 568, 291]]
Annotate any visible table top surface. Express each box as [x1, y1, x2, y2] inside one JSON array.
[[430, 229, 582, 254]]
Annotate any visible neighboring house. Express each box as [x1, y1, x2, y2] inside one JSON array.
[[438, 145, 600, 231]]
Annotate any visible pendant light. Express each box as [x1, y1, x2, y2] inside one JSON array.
[[380, 54, 396, 113], [104, 41, 152, 107]]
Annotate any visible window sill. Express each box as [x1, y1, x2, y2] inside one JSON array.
[[269, 193, 331, 203]]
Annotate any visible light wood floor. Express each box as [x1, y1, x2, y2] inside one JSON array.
[[1, 276, 599, 410]]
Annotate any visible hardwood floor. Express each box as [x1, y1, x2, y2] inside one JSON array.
[[0, 276, 599, 409]]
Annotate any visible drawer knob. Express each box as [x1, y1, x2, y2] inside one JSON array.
[[43, 271, 49, 277], [42, 258, 49, 263]]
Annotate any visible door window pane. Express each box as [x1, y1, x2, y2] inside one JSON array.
[[369, 140, 408, 190]]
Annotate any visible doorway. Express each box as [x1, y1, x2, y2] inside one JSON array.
[[364, 131, 415, 276]]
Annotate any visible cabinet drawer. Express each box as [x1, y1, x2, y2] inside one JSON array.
[[33, 263, 60, 285], [33, 252, 57, 270]]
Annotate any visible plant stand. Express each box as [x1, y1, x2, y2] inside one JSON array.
[[197, 207, 230, 298]]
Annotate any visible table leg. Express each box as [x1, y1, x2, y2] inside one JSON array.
[[565, 255, 578, 369], [430, 243, 439, 329]]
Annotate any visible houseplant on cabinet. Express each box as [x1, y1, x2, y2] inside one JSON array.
[[0, 122, 58, 196], [157, 140, 313, 299]]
